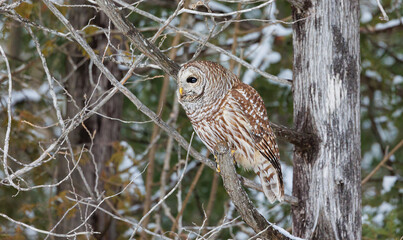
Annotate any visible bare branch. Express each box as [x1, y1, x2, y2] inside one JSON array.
[[178, 0, 274, 17], [131, 133, 194, 238], [375, 0, 389, 21], [113, 0, 292, 86], [361, 139, 403, 185], [271, 122, 319, 150], [1, 10, 73, 40], [95, 0, 180, 78], [0, 44, 15, 188], [171, 163, 205, 233], [0, 212, 97, 238], [64, 196, 173, 240]]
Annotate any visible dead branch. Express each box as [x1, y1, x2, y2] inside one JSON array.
[[271, 123, 319, 151]]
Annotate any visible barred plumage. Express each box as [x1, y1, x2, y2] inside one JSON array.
[[177, 61, 284, 203]]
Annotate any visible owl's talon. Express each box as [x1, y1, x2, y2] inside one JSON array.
[[213, 155, 221, 172], [231, 150, 237, 164], [216, 163, 221, 173]]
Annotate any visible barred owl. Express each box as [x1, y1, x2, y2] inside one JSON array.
[[177, 61, 284, 203]]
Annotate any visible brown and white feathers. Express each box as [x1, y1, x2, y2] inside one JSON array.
[[177, 61, 284, 203]]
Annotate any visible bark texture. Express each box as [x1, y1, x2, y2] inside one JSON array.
[[291, 1, 361, 239]]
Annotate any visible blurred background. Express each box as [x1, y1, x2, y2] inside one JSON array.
[[0, 0, 402, 239]]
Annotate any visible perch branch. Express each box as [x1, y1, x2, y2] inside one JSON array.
[[214, 142, 302, 240]]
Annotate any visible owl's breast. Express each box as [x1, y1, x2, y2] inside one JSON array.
[[221, 108, 256, 169], [191, 106, 256, 170], [193, 118, 228, 153]]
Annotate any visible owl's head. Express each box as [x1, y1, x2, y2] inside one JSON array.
[[177, 61, 239, 105]]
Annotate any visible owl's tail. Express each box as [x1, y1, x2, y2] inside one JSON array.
[[254, 158, 284, 203]]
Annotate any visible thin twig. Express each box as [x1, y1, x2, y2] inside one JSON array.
[[131, 133, 195, 238], [112, 0, 291, 85], [178, 0, 273, 17], [203, 171, 219, 234], [362, 140, 403, 185], [0, 44, 16, 189], [171, 163, 205, 233], [375, 0, 389, 21], [0, 213, 97, 237], [95, 0, 180, 77], [64, 196, 173, 240]]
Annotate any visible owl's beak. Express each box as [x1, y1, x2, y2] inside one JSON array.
[[179, 87, 183, 96]]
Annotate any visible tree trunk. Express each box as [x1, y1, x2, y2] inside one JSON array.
[[291, 1, 361, 239], [56, 4, 123, 239]]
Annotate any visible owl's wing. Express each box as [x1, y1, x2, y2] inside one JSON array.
[[228, 83, 284, 203]]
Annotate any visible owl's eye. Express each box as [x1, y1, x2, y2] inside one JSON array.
[[186, 77, 198, 83]]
